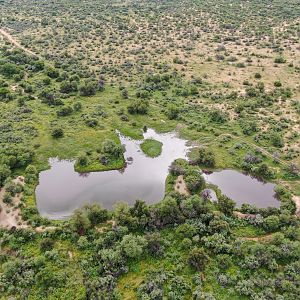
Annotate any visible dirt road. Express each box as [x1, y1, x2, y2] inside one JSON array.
[[0, 28, 38, 57]]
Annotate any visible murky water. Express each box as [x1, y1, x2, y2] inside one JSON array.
[[203, 170, 279, 208], [36, 129, 190, 219], [36, 129, 280, 219]]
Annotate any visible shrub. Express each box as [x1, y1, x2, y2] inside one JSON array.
[[166, 104, 181, 120], [0, 63, 20, 78], [127, 99, 148, 114], [56, 105, 73, 116], [40, 238, 55, 252], [120, 234, 147, 259], [196, 147, 216, 167], [102, 139, 124, 159], [254, 73, 262, 79], [79, 81, 98, 96], [274, 57, 286, 64], [209, 109, 228, 123], [3, 193, 12, 204], [176, 223, 197, 239], [76, 152, 89, 167], [51, 128, 64, 138], [46, 67, 60, 78], [73, 102, 82, 111], [60, 81, 78, 94], [168, 159, 189, 176], [274, 80, 282, 87]]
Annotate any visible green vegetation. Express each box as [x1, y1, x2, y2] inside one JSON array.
[[140, 139, 163, 158], [0, 0, 299, 298]]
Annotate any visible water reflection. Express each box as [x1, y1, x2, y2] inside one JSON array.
[[36, 129, 190, 219], [203, 169, 279, 208], [36, 129, 280, 220]]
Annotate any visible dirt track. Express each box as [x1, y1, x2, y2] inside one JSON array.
[[0, 28, 38, 57]]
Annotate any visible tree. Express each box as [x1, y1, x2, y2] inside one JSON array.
[[70, 209, 91, 235], [218, 195, 235, 216], [184, 169, 205, 193], [188, 247, 209, 271], [0, 63, 19, 77], [145, 232, 164, 257], [209, 219, 230, 234], [84, 203, 109, 226], [0, 164, 11, 186], [25, 164, 38, 175], [202, 233, 231, 254], [34, 60, 45, 71], [120, 234, 147, 259], [180, 195, 209, 218], [256, 163, 273, 178], [130, 200, 150, 228], [114, 202, 138, 229], [153, 196, 184, 227], [0, 87, 12, 102], [264, 215, 280, 232]]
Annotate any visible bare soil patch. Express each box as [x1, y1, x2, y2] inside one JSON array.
[[174, 175, 189, 196]]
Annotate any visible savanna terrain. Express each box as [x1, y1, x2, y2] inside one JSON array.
[[0, 0, 300, 299]]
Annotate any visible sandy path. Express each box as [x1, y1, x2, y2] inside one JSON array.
[[0, 176, 27, 229], [0, 28, 38, 57], [0, 176, 57, 232], [243, 233, 274, 242], [293, 196, 300, 216]]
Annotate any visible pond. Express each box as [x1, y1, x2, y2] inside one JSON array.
[[36, 129, 190, 219], [203, 170, 279, 208], [36, 129, 280, 220]]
